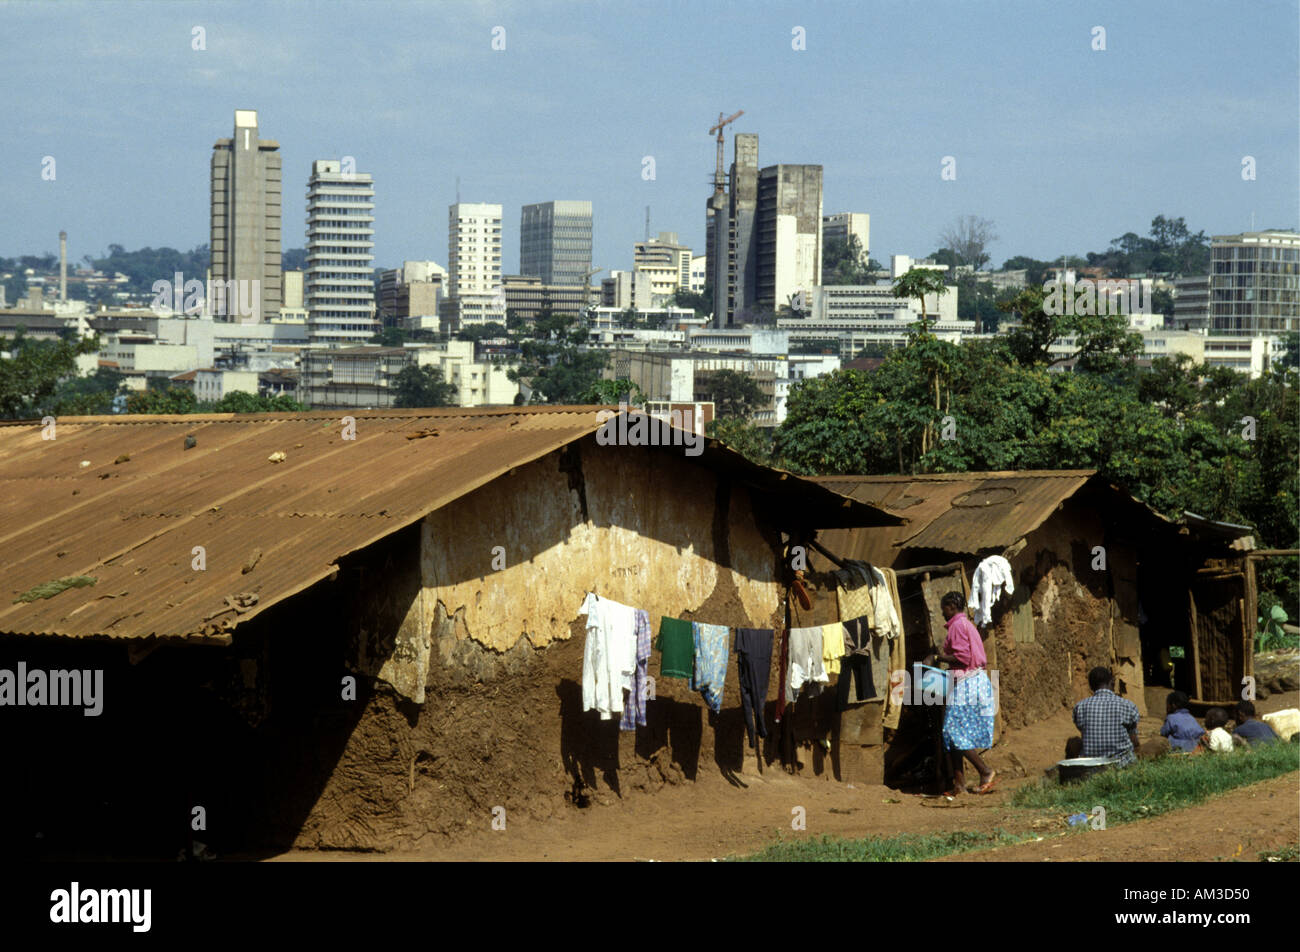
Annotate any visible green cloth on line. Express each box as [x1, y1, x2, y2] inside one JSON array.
[[656, 616, 694, 679]]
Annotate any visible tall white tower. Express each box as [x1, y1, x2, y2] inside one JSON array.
[[305, 159, 375, 345]]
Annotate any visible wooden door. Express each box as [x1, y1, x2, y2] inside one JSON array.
[[1189, 573, 1248, 703]]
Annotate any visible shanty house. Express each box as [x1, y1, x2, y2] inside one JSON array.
[[0, 407, 898, 855], [808, 471, 1259, 745]]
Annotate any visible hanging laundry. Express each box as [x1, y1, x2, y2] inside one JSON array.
[[655, 615, 694, 679], [821, 621, 845, 676], [834, 560, 901, 640], [833, 562, 874, 622], [691, 622, 730, 713], [579, 593, 637, 720], [776, 626, 791, 721], [841, 614, 872, 655], [619, 609, 653, 731], [786, 625, 829, 703], [735, 628, 774, 749], [836, 653, 876, 710], [969, 555, 1014, 627]]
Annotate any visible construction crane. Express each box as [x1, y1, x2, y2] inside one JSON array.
[[708, 109, 744, 192]]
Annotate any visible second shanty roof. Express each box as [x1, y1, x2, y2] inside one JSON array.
[[0, 406, 898, 643], [810, 470, 1179, 561]]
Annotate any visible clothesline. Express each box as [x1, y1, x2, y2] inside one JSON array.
[[577, 562, 907, 742]]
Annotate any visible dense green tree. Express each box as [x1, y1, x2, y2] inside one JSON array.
[[706, 416, 773, 466], [455, 322, 508, 342], [126, 386, 199, 415], [212, 391, 306, 413], [579, 378, 645, 405], [48, 366, 126, 416], [822, 234, 872, 285], [669, 286, 712, 318], [997, 284, 1143, 373], [393, 365, 458, 408], [701, 368, 764, 420], [0, 329, 98, 418], [508, 307, 608, 404]]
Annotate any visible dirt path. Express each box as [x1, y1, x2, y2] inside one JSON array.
[[941, 773, 1299, 862], [266, 695, 1299, 862]]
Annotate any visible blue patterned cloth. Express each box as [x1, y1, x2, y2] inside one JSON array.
[[620, 609, 653, 731], [691, 622, 730, 713], [942, 669, 995, 751]]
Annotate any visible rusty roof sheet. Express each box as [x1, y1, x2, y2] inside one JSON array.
[[0, 407, 895, 643], [813, 471, 1098, 558]]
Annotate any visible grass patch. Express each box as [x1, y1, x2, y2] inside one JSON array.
[[1259, 845, 1298, 862], [735, 742, 1299, 862], [734, 829, 1025, 862], [13, 575, 97, 603], [1010, 741, 1300, 825]]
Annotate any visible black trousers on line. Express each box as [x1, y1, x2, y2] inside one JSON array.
[[835, 653, 876, 711], [735, 628, 774, 749]]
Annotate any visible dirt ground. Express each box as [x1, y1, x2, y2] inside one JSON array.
[[263, 689, 1299, 862]]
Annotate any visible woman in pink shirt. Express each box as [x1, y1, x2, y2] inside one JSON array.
[[926, 591, 997, 795]]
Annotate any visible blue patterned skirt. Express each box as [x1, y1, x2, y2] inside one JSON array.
[[942, 669, 995, 751]]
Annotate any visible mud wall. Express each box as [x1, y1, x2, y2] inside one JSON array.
[[983, 501, 1116, 730], [285, 437, 806, 851]]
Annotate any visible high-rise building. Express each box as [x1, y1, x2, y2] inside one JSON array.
[[304, 159, 376, 346], [756, 164, 823, 312], [706, 135, 822, 327], [449, 203, 503, 297], [519, 201, 593, 285], [442, 203, 505, 331], [634, 232, 692, 304], [1209, 231, 1299, 336], [706, 133, 759, 327], [210, 110, 282, 323], [822, 213, 869, 260], [1172, 274, 1211, 331]]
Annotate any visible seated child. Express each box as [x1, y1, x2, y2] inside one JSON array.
[[1233, 700, 1280, 746], [1160, 690, 1206, 752], [1197, 707, 1237, 753]]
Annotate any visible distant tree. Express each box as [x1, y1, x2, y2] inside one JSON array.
[[393, 365, 458, 408], [1001, 256, 1053, 286], [212, 391, 306, 413], [505, 309, 528, 334], [928, 248, 963, 270], [670, 286, 712, 318], [126, 386, 199, 415], [281, 248, 308, 272], [579, 378, 645, 405], [48, 366, 125, 416], [939, 216, 999, 270], [0, 329, 98, 418], [892, 268, 949, 332], [822, 234, 871, 285], [455, 322, 507, 342], [702, 368, 764, 419], [508, 307, 608, 404], [372, 326, 410, 347], [997, 284, 1143, 374], [706, 416, 772, 466]]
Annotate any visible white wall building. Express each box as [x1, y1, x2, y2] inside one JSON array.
[[444, 202, 505, 330], [305, 159, 376, 346]]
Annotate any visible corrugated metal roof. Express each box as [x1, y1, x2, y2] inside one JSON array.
[[0, 407, 896, 643], [813, 471, 1098, 558]]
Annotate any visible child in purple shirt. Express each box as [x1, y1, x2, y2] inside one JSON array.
[[1160, 690, 1205, 752]]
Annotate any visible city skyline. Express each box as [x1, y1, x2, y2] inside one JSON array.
[[2, 1, 1296, 279]]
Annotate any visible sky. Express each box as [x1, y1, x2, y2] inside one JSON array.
[[1, 0, 1297, 279]]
